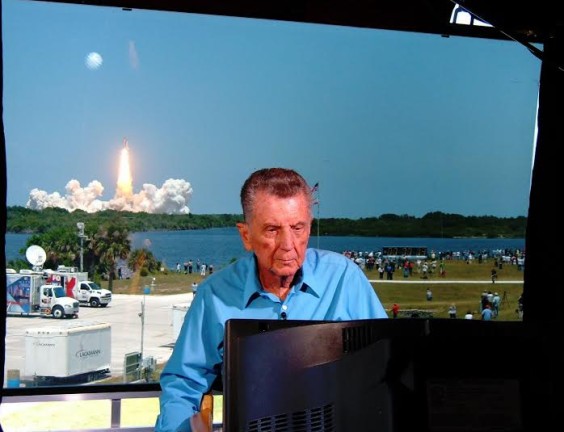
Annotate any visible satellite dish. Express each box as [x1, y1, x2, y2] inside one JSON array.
[[26, 245, 47, 268]]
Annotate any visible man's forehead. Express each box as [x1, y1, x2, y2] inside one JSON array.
[[253, 192, 309, 209], [250, 197, 311, 224]]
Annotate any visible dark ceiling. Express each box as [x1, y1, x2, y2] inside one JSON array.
[[33, 0, 562, 44]]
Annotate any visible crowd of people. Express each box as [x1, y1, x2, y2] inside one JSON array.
[[341, 248, 525, 277], [175, 260, 214, 276], [479, 290, 502, 319], [389, 290, 523, 322], [342, 248, 524, 261]]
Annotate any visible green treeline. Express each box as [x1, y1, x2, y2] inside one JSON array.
[[6, 206, 242, 234], [6, 207, 527, 238], [316, 212, 527, 238]]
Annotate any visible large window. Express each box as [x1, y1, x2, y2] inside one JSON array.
[[2, 0, 541, 429]]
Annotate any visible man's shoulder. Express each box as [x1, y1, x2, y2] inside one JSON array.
[[307, 248, 348, 261], [213, 252, 255, 280], [306, 248, 360, 271]]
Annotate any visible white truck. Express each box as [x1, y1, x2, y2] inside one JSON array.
[[24, 320, 111, 384], [6, 271, 80, 319], [44, 266, 112, 308]]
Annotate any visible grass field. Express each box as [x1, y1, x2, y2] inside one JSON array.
[[107, 257, 524, 321], [367, 259, 523, 320]]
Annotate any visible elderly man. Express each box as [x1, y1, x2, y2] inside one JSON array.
[[155, 167, 388, 431]]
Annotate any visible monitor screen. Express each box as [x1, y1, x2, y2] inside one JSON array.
[[223, 318, 541, 432]]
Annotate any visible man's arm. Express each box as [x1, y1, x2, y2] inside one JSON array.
[[155, 290, 222, 431]]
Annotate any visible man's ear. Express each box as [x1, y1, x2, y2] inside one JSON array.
[[236, 222, 253, 251]]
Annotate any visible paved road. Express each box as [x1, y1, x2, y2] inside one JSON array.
[[4, 292, 193, 382]]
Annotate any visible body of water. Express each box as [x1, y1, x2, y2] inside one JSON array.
[[5, 228, 525, 271]]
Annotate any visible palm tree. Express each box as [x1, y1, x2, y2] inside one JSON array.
[[90, 222, 131, 290], [128, 248, 160, 274], [26, 226, 80, 269]]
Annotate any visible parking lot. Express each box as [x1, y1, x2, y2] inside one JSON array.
[[4, 292, 193, 382]]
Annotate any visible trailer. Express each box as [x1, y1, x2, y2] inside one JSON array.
[[24, 320, 111, 384], [6, 271, 79, 319], [172, 302, 190, 342]]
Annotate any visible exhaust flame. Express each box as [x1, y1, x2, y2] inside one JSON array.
[[117, 138, 133, 198]]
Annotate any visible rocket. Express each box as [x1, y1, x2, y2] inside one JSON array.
[[123, 137, 129, 149]]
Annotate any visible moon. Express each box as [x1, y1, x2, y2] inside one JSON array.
[[85, 52, 103, 70]]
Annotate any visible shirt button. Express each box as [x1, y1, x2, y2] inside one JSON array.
[[282, 304, 288, 311]]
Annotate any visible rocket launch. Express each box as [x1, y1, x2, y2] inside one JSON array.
[[26, 137, 194, 214], [116, 138, 133, 199]]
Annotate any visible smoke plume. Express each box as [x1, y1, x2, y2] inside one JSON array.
[[26, 178, 193, 214], [25, 139, 193, 214]]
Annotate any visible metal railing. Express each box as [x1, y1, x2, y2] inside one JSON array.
[[1, 383, 161, 431]]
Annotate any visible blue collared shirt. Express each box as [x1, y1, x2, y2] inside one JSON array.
[[155, 248, 387, 431]]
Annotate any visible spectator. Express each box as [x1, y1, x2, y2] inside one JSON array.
[[481, 304, 493, 321], [385, 263, 394, 280], [392, 303, 400, 319], [378, 264, 385, 280], [481, 290, 490, 312], [492, 292, 501, 317], [517, 293, 524, 319]]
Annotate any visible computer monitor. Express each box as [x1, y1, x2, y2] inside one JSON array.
[[223, 318, 541, 432]]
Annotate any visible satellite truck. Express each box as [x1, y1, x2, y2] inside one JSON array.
[[43, 266, 112, 308], [6, 245, 79, 319]]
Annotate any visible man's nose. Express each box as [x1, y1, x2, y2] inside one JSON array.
[[278, 228, 294, 249]]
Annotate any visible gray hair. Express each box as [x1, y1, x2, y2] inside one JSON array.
[[240, 168, 313, 221]]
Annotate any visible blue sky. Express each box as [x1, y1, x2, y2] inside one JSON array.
[[3, 0, 541, 218]]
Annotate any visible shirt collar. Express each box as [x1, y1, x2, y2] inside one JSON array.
[[242, 250, 322, 307], [299, 250, 322, 297]]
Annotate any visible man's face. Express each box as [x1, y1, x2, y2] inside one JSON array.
[[237, 190, 312, 279]]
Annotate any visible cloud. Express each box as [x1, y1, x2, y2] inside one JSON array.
[[26, 178, 193, 214]]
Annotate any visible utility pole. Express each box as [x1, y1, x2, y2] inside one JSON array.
[[77, 222, 86, 272], [140, 278, 155, 362], [316, 199, 320, 249]]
